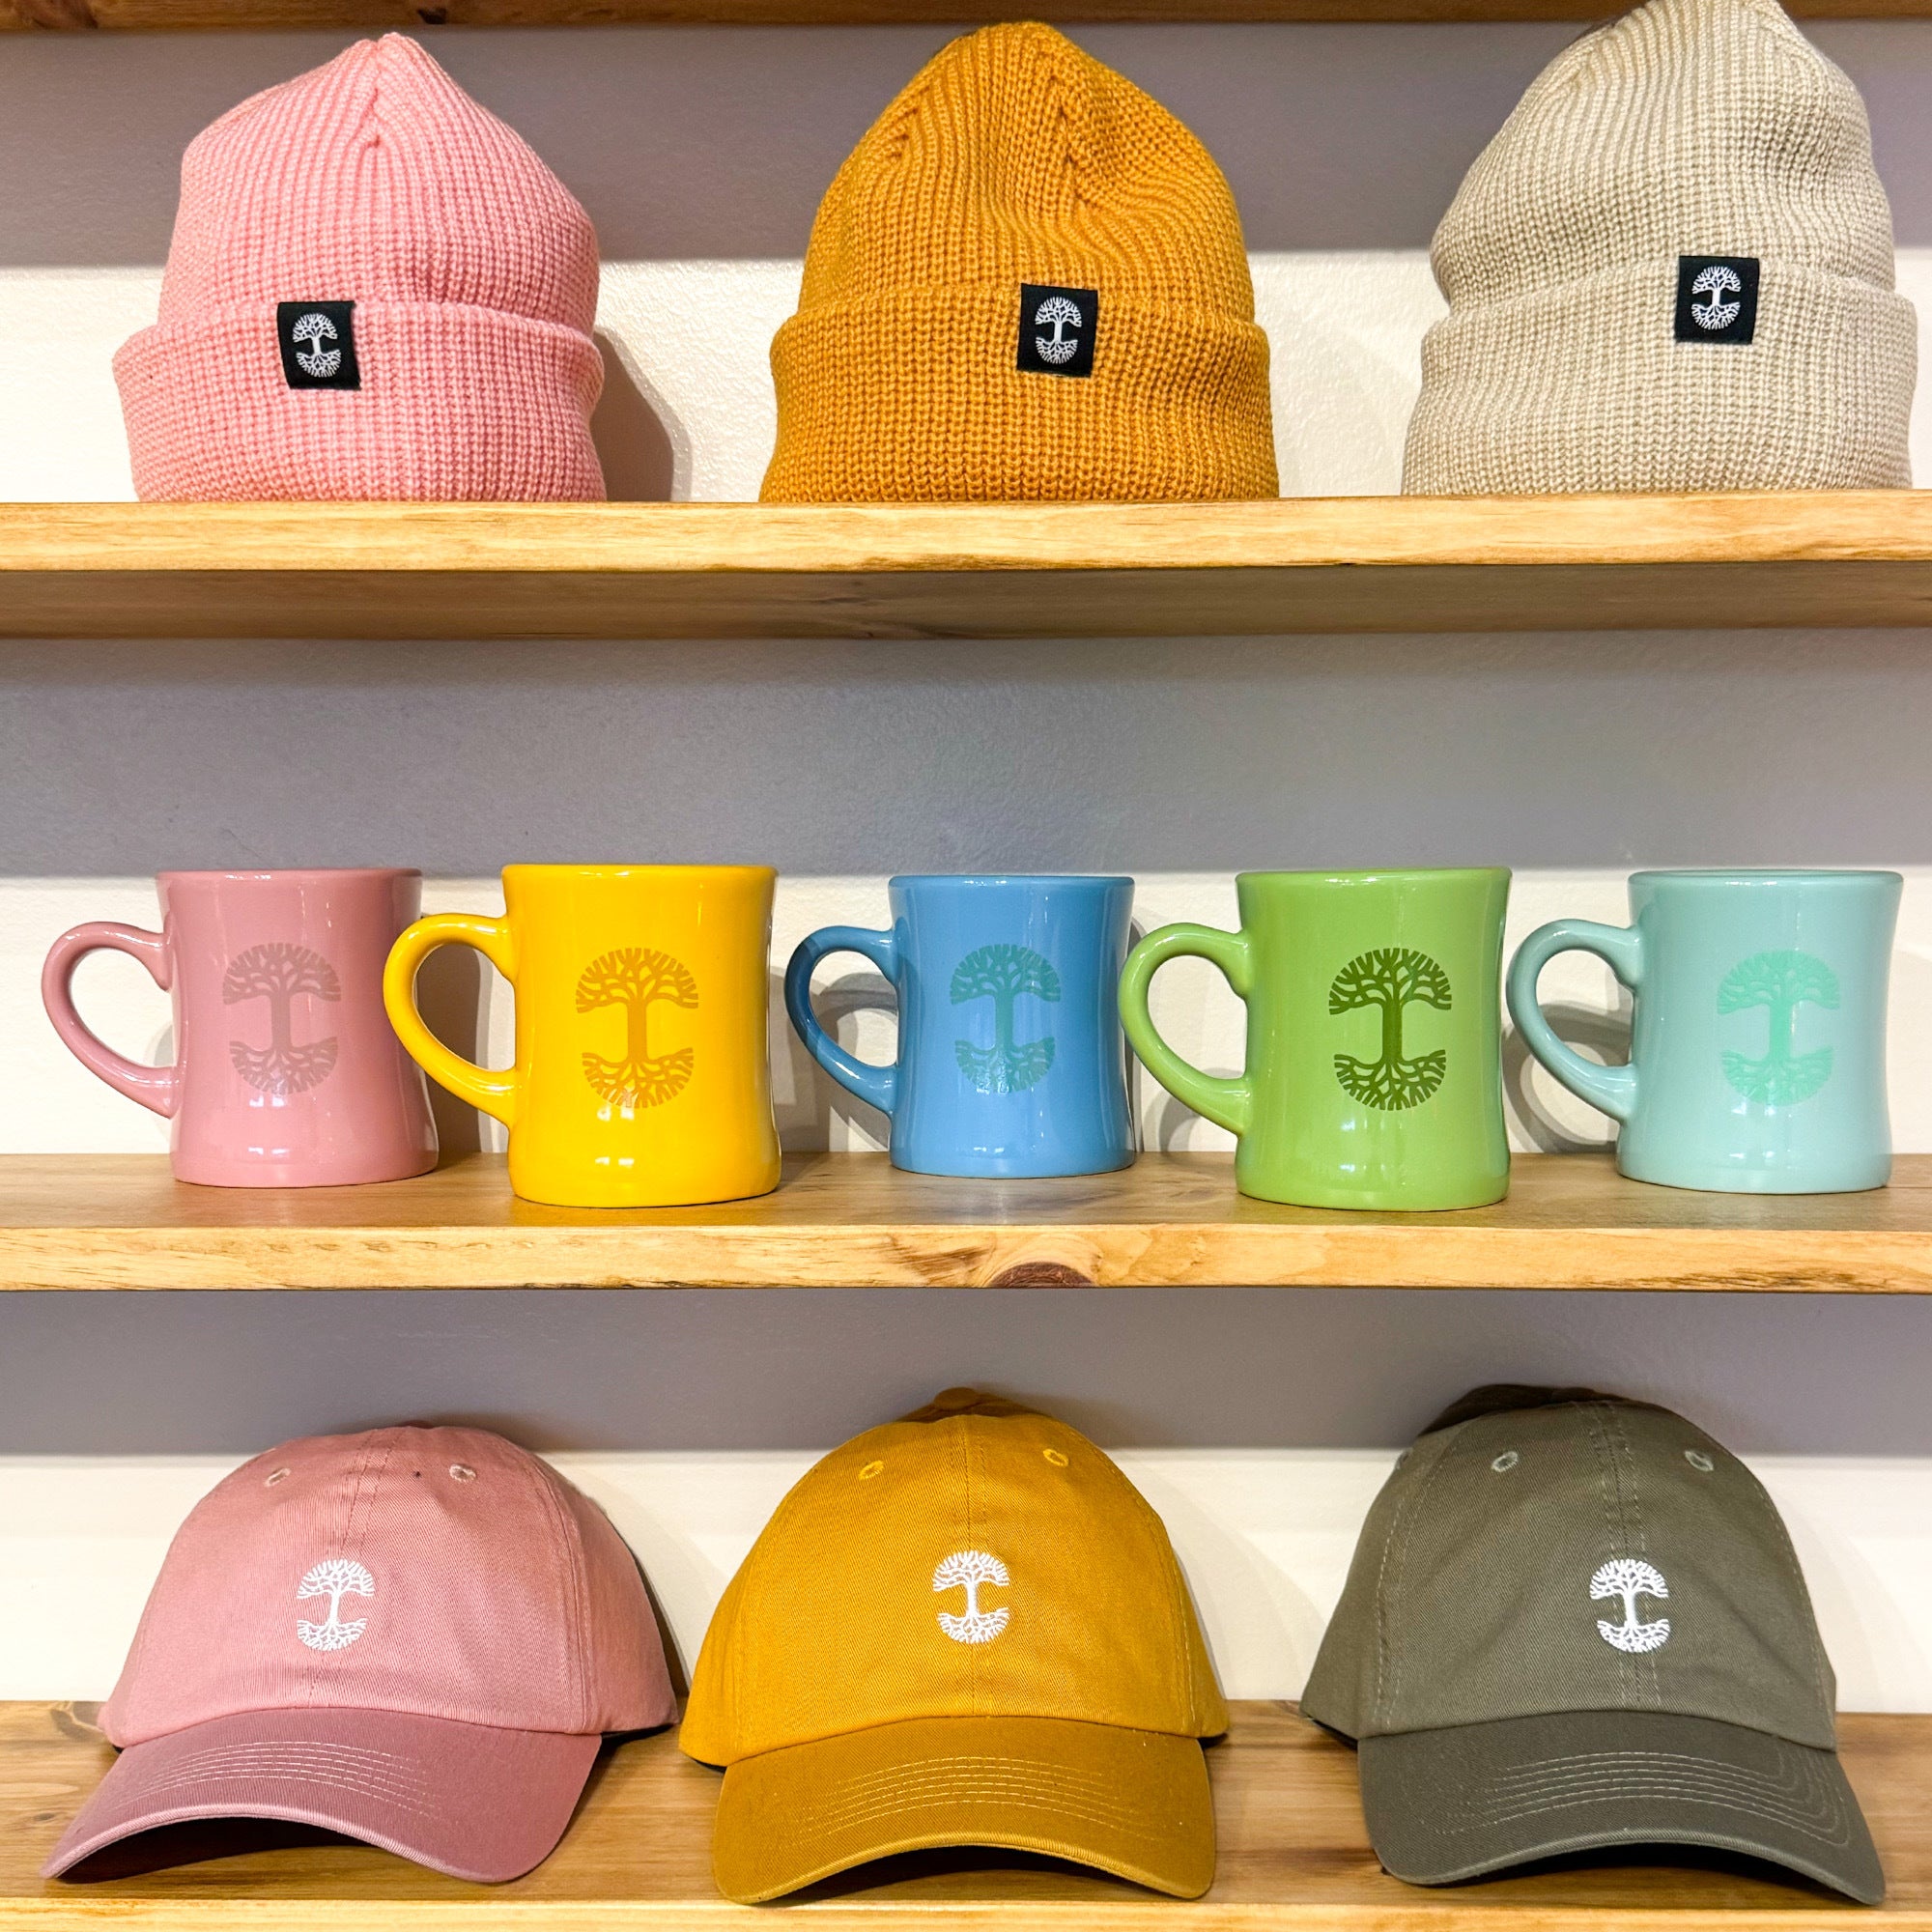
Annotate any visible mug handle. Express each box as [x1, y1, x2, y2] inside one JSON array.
[[1505, 919, 1643, 1124], [42, 922, 181, 1119], [1118, 923, 1254, 1138], [784, 925, 898, 1118], [384, 914, 521, 1131]]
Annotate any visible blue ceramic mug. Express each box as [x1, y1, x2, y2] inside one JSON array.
[[785, 875, 1136, 1178], [1507, 869, 1901, 1194]]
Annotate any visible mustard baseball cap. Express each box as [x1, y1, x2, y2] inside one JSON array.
[[680, 1388, 1228, 1901]]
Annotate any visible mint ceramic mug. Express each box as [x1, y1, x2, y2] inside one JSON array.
[[1508, 870, 1901, 1194]]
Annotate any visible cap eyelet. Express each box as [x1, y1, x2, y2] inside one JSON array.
[[1043, 1447, 1069, 1467], [858, 1461, 884, 1481], [1492, 1451, 1520, 1473], [264, 1466, 290, 1488], [1685, 1449, 1715, 1473], [449, 1463, 476, 1484]]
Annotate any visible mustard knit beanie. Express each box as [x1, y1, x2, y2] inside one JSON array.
[[1405, 0, 1915, 495], [762, 23, 1277, 503]]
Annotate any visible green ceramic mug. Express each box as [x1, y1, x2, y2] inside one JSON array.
[[1120, 868, 1511, 1209]]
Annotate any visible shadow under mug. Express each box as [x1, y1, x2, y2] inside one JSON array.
[[43, 868, 438, 1188], [1508, 868, 1901, 1194], [384, 864, 781, 1209], [785, 874, 1136, 1179]]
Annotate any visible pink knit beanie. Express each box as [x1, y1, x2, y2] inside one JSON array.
[[116, 36, 605, 501]]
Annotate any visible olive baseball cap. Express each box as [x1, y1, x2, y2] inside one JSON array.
[[1300, 1386, 1883, 1903], [680, 1388, 1228, 1902]]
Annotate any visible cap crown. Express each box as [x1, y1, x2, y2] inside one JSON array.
[[1301, 1392, 1835, 1749], [681, 1392, 1227, 1765], [102, 1426, 673, 1747], [1434, 0, 1895, 308], [799, 23, 1256, 322], [158, 35, 598, 330]]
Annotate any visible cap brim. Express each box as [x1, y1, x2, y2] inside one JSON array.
[[1359, 1710, 1884, 1904], [43, 1706, 600, 1885], [712, 1714, 1215, 1902]]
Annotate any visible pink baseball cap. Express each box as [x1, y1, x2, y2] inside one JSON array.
[[45, 1425, 673, 1883], [115, 35, 606, 501]]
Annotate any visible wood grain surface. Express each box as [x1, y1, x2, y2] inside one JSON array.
[[5, 0, 1928, 24], [0, 1701, 1923, 1925], [1, 1151, 1930, 1291], [4, 497, 1932, 639]]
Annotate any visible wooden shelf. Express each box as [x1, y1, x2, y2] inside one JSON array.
[[5, 496, 1932, 640], [5, 0, 1929, 27], [3, 1699, 1926, 1925], [5, 1151, 1932, 1292]]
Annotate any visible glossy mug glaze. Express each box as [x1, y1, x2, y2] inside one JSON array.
[[786, 874, 1135, 1179], [1120, 868, 1511, 1210], [43, 868, 437, 1187], [384, 864, 781, 1209], [1508, 869, 1901, 1194]]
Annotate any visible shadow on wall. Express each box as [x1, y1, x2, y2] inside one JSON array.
[[412, 939, 486, 1157], [776, 966, 894, 1153], [1503, 999, 1630, 1154], [590, 331, 681, 502]]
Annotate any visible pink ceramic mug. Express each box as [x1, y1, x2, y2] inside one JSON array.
[[43, 869, 438, 1187]]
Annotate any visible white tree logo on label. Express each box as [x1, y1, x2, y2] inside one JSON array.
[[290, 310, 343, 378], [1034, 295, 1083, 366], [1590, 1557, 1670, 1653], [933, 1549, 1010, 1644], [297, 1557, 375, 1652], [1689, 265, 1743, 331]]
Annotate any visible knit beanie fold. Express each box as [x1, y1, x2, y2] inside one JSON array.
[[1405, 0, 1915, 496], [763, 23, 1277, 503], [117, 35, 605, 502]]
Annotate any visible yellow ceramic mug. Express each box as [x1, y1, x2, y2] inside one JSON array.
[[384, 865, 781, 1208]]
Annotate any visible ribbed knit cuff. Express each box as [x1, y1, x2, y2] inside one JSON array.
[[763, 288, 1276, 502], [1404, 259, 1915, 495], [116, 301, 606, 502]]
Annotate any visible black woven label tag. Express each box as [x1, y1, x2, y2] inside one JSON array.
[[1674, 257, 1758, 344], [277, 300, 360, 389], [1016, 283, 1098, 378]]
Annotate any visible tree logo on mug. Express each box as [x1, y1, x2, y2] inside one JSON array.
[[577, 948, 697, 1109], [1719, 950, 1837, 1105], [1329, 948, 1451, 1110], [952, 944, 1060, 1094], [224, 943, 341, 1094]]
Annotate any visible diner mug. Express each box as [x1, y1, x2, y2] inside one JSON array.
[[786, 875, 1135, 1178], [1120, 868, 1510, 1209], [384, 864, 780, 1208], [43, 868, 437, 1187], [1507, 869, 1900, 1194]]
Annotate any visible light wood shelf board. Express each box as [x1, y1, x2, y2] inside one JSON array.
[[1, 1701, 1924, 1925], [4, 496, 1932, 639], [6, 0, 1931, 25], [2, 1151, 1931, 1291]]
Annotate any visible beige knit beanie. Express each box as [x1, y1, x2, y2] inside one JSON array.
[[1404, 0, 1915, 495]]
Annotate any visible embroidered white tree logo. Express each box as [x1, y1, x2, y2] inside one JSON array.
[[934, 1548, 1009, 1644], [1034, 295, 1082, 366], [224, 943, 342, 1094], [1689, 265, 1743, 331], [1590, 1557, 1670, 1653], [290, 310, 342, 378], [297, 1557, 375, 1652]]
